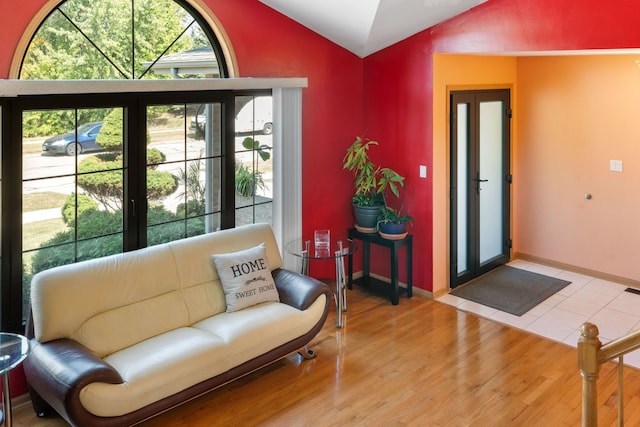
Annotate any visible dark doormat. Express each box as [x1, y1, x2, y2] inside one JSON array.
[[450, 265, 571, 316]]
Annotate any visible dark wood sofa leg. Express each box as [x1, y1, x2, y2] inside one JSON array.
[[27, 386, 55, 418]]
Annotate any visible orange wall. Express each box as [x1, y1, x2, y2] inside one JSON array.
[[432, 54, 517, 295], [516, 55, 640, 280]]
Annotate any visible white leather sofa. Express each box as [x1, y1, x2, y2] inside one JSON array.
[[24, 223, 330, 426]]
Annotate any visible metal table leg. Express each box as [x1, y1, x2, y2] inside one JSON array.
[[2, 371, 12, 427], [334, 240, 348, 328]]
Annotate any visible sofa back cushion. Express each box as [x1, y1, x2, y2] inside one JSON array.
[[30, 244, 187, 358], [168, 223, 283, 323]]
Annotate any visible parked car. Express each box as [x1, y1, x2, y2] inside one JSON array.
[[42, 121, 104, 156], [191, 96, 273, 135]]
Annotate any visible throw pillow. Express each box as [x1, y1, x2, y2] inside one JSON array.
[[211, 243, 279, 312]]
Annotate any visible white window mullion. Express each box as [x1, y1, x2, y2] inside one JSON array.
[[272, 87, 303, 270]]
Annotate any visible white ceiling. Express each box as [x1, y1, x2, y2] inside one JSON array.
[[259, 0, 488, 57]]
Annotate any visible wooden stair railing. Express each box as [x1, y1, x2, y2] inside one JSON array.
[[578, 322, 640, 427]]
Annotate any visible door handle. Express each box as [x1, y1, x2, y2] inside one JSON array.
[[474, 173, 488, 195]]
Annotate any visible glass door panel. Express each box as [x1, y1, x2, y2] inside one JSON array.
[[456, 103, 469, 275], [479, 100, 504, 265]]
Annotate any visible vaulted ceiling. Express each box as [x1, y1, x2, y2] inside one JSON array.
[[259, 0, 488, 57]]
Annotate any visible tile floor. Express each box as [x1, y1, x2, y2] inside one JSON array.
[[436, 259, 640, 369]]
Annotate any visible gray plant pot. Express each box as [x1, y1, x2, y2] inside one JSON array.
[[353, 204, 381, 229]]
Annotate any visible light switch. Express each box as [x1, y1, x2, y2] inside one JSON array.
[[419, 165, 427, 178], [610, 160, 623, 172]]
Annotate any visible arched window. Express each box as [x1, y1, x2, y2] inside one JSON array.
[[20, 0, 227, 80]]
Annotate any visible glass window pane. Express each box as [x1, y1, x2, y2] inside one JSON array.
[[234, 95, 273, 226], [147, 103, 222, 239], [27, 243, 77, 278], [22, 108, 124, 288], [77, 234, 123, 261], [22, 182, 70, 251]]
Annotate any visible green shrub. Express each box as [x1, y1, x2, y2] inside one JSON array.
[[62, 193, 99, 226], [77, 151, 176, 211], [176, 199, 205, 217], [147, 170, 179, 200], [147, 147, 166, 169]]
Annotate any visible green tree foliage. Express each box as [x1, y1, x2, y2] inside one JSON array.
[[95, 109, 125, 151], [95, 108, 153, 151], [22, 0, 195, 81]]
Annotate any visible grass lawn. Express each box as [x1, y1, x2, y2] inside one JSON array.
[[22, 217, 67, 274], [23, 192, 68, 212], [23, 192, 68, 273]]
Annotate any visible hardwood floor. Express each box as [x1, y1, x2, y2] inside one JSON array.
[[13, 289, 640, 426]]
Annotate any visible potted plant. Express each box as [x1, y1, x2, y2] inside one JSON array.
[[343, 136, 405, 230], [377, 205, 413, 238]]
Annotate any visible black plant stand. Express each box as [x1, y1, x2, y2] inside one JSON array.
[[347, 228, 412, 305]]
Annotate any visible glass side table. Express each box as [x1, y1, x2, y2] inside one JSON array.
[[0, 333, 29, 427], [286, 237, 357, 328]]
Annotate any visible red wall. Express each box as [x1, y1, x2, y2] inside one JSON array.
[[362, 0, 640, 292]]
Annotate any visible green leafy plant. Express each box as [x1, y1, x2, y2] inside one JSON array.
[[378, 205, 413, 225], [235, 136, 270, 198], [235, 162, 267, 197], [343, 136, 405, 207], [242, 137, 271, 161]]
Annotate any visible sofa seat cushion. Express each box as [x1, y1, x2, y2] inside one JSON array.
[[78, 296, 326, 418], [79, 327, 231, 417], [192, 296, 327, 367]]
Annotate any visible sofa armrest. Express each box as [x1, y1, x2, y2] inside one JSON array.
[[273, 268, 330, 311], [24, 338, 123, 423]]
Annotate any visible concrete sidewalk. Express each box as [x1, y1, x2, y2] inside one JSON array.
[[23, 208, 61, 224]]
